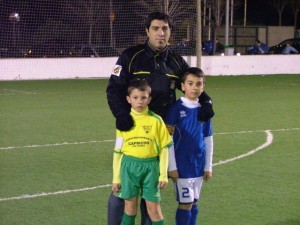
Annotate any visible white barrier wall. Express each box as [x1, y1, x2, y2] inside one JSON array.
[[1, 55, 300, 80], [190, 55, 300, 75]]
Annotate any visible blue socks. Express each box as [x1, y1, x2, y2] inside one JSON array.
[[175, 205, 199, 225], [189, 204, 199, 225], [176, 208, 191, 225]]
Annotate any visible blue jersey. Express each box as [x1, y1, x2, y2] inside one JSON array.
[[165, 97, 213, 178]]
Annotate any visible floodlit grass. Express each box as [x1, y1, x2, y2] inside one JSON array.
[[1, 75, 300, 225]]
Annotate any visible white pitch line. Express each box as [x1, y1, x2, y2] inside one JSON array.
[[1, 89, 37, 95], [0, 185, 111, 202], [215, 127, 300, 135], [0, 140, 114, 150], [0, 128, 297, 202], [1, 127, 299, 151], [213, 130, 273, 167]]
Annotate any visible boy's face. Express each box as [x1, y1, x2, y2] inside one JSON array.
[[181, 74, 204, 101], [146, 19, 171, 51], [126, 89, 151, 112]]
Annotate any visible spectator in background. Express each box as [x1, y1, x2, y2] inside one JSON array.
[[202, 39, 224, 55], [247, 39, 269, 54], [178, 38, 188, 48], [202, 40, 213, 55], [215, 39, 224, 54], [255, 39, 269, 54], [282, 42, 299, 54], [176, 38, 195, 56]]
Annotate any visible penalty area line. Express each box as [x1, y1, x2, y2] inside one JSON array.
[[213, 130, 273, 167], [0, 129, 282, 202], [0, 127, 298, 151]]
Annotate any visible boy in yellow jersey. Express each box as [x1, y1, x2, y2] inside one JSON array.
[[112, 79, 172, 225]]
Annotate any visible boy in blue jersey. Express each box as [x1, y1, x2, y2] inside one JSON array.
[[164, 67, 214, 225], [112, 79, 172, 225]]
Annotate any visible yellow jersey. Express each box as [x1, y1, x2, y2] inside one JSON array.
[[113, 107, 172, 183]]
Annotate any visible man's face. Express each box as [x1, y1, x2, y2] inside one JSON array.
[[146, 19, 171, 51]]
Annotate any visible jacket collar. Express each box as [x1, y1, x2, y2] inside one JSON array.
[[145, 41, 169, 61]]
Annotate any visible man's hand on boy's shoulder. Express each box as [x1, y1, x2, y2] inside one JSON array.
[[116, 113, 134, 131], [198, 91, 215, 122]]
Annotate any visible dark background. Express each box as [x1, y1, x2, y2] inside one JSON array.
[[0, 0, 299, 56]]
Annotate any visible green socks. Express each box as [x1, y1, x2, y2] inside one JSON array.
[[122, 212, 165, 225], [122, 212, 136, 225], [152, 220, 165, 225]]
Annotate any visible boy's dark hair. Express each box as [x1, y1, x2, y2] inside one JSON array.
[[182, 67, 205, 83], [145, 12, 172, 30], [127, 79, 151, 95]]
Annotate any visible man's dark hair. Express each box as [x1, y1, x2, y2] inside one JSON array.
[[145, 12, 172, 30]]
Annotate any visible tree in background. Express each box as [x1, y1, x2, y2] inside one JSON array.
[[203, 0, 223, 54], [271, 0, 289, 26], [135, 0, 192, 26], [62, 0, 109, 45], [287, 0, 300, 37]]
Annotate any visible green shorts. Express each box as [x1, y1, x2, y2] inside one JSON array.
[[119, 155, 161, 203]]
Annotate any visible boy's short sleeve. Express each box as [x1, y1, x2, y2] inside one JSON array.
[[156, 119, 173, 151]]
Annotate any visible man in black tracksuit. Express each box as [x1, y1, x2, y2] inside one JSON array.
[[106, 12, 214, 225], [107, 39, 189, 123]]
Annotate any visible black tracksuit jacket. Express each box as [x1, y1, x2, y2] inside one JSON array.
[[106, 41, 189, 120]]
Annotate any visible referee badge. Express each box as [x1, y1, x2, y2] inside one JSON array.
[[112, 65, 122, 76]]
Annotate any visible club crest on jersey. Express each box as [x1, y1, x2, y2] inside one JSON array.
[[112, 65, 122, 76], [142, 125, 152, 133], [180, 110, 187, 118], [170, 80, 176, 89]]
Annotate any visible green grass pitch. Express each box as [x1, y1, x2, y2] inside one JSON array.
[[1, 75, 300, 225]]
